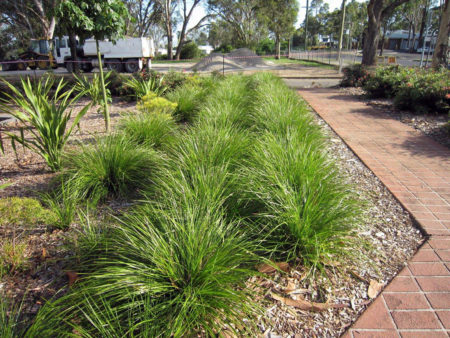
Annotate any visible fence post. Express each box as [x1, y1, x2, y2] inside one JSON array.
[[222, 54, 225, 76]]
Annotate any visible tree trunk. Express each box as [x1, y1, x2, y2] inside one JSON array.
[[362, 0, 410, 66], [379, 21, 387, 56], [175, 30, 186, 60], [163, 0, 173, 60], [432, 0, 449, 68], [338, 0, 347, 72], [68, 33, 79, 73], [362, 0, 382, 65], [407, 23, 412, 50], [276, 35, 281, 59], [347, 23, 353, 50], [409, 25, 416, 53], [362, 18, 381, 65], [167, 24, 173, 60], [305, 0, 309, 50], [418, 3, 428, 49], [96, 39, 110, 132]]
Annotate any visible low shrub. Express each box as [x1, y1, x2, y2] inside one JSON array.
[[246, 130, 359, 264], [340, 64, 370, 87], [344, 65, 450, 114], [0, 197, 56, 227], [393, 69, 450, 113], [74, 72, 112, 107], [26, 204, 260, 337], [118, 112, 178, 148], [162, 70, 188, 90], [0, 296, 25, 337], [213, 44, 233, 53], [180, 41, 202, 60], [107, 71, 135, 98], [42, 183, 78, 230], [138, 92, 177, 115], [27, 73, 362, 334], [198, 75, 253, 130], [62, 135, 162, 203]]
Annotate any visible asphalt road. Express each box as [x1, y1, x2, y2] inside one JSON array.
[[292, 49, 431, 68], [283, 78, 341, 89]]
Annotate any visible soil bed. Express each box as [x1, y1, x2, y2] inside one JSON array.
[[0, 93, 424, 336]]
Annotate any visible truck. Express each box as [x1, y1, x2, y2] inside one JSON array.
[[1, 36, 155, 73]]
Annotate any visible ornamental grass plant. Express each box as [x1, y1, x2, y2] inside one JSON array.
[[61, 134, 163, 203], [118, 111, 178, 149], [25, 73, 361, 335]]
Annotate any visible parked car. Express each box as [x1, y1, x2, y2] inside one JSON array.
[[416, 47, 434, 53]]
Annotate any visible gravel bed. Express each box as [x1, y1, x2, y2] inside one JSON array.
[[254, 106, 423, 337], [341, 87, 449, 149]]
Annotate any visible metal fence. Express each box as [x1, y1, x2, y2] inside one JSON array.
[[289, 49, 361, 66]]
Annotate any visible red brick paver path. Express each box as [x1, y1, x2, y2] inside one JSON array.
[[298, 88, 450, 337]]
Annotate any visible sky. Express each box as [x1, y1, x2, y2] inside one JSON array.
[[187, 0, 359, 31]]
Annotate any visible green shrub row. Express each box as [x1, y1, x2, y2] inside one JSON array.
[[341, 65, 450, 114]]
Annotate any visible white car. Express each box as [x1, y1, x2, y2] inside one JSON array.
[[417, 47, 434, 53]]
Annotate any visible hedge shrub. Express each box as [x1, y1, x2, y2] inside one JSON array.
[[341, 65, 450, 114]]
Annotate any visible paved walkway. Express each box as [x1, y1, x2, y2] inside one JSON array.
[[298, 88, 450, 338]]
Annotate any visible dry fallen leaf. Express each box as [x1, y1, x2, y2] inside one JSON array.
[[284, 281, 309, 295], [41, 247, 48, 260], [66, 271, 79, 287], [257, 262, 290, 274], [270, 292, 348, 311], [284, 280, 297, 293], [349, 270, 369, 283], [368, 280, 383, 299]]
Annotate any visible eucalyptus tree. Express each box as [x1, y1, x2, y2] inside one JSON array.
[[362, 0, 412, 66], [174, 0, 212, 60], [207, 0, 264, 48], [123, 0, 162, 37], [259, 0, 298, 59], [0, 0, 57, 40], [157, 0, 177, 59]]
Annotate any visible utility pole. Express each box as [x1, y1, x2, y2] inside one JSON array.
[[420, 2, 432, 68], [338, 0, 347, 73], [304, 0, 309, 51]]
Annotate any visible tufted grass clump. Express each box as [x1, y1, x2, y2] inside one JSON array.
[[26, 188, 260, 337], [118, 112, 178, 149], [62, 134, 162, 203]]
